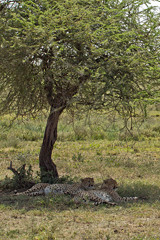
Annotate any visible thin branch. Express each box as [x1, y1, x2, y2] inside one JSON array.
[[7, 161, 26, 177], [7, 161, 19, 176]]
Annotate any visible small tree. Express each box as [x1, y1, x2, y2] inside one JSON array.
[[0, 0, 159, 180]]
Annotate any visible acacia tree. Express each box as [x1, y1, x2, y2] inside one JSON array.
[[77, 0, 160, 130], [0, 0, 159, 180]]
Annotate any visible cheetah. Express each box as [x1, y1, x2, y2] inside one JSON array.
[[15, 183, 50, 196], [15, 178, 138, 206], [70, 178, 117, 205], [99, 178, 138, 203], [72, 178, 138, 206], [15, 178, 95, 197], [44, 177, 95, 196], [72, 189, 116, 206]]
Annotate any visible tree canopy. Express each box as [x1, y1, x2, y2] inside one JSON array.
[[0, 0, 159, 178], [0, 0, 159, 115]]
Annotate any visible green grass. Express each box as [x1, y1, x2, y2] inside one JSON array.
[[0, 109, 160, 239]]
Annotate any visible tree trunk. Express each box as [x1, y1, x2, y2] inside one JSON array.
[[39, 107, 64, 181]]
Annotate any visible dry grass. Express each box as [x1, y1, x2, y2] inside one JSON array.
[[0, 111, 160, 239]]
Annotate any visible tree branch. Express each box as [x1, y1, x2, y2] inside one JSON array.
[[7, 161, 26, 177]]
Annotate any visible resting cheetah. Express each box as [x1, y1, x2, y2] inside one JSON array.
[[15, 178, 138, 206], [15, 183, 50, 196], [16, 178, 94, 197], [70, 178, 117, 205], [72, 178, 138, 205], [73, 189, 115, 205], [44, 177, 95, 196], [99, 178, 138, 203]]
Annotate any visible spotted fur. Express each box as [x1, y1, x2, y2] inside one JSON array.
[[16, 178, 94, 197], [99, 178, 138, 203], [44, 177, 95, 196], [72, 178, 138, 205], [15, 178, 138, 206], [73, 189, 116, 206], [16, 183, 50, 196]]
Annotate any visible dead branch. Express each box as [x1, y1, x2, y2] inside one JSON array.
[[7, 161, 26, 177], [7, 161, 35, 188], [7, 161, 19, 176]]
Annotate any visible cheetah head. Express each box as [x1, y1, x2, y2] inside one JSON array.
[[101, 178, 118, 190], [80, 177, 95, 190]]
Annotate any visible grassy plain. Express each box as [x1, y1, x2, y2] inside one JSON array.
[[0, 109, 160, 240]]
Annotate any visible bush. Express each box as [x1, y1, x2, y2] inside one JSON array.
[[0, 164, 34, 190]]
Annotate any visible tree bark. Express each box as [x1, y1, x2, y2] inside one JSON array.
[[39, 107, 64, 181], [39, 68, 90, 181]]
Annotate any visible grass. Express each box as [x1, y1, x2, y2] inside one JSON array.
[[0, 109, 160, 239]]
